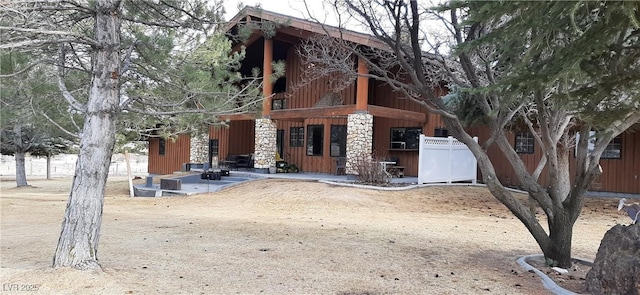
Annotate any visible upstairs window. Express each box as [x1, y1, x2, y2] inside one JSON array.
[[515, 132, 534, 154], [390, 127, 421, 150], [272, 99, 286, 110]]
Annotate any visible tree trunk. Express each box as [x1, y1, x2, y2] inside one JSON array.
[[52, 0, 120, 270], [545, 211, 574, 268], [14, 150, 28, 187], [12, 123, 28, 187]]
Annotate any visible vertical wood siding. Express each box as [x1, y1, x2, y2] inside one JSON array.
[[147, 135, 191, 175], [286, 46, 356, 108], [209, 120, 255, 160], [469, 127, 640, 193]]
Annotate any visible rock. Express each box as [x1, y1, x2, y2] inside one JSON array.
[[586, 224, 640, 295]]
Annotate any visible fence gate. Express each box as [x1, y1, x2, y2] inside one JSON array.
[[417, 135, 478, 184]]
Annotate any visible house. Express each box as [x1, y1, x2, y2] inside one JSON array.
[[148, 6, 446, 176], [469, 128, 640, 194], [148, 6, 639, 194]]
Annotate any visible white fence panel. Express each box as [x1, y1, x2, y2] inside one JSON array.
[[418, 135, 478, 184]]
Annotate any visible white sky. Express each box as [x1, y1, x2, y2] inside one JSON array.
[[222, 0, 360, 29], [224, 1, 326, 21], [221, 0, 451, 52]]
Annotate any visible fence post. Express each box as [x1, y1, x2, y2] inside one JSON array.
[[418, 134, 425, 184]]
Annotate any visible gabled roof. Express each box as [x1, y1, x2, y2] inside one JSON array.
[[223, 6, 388, 50]]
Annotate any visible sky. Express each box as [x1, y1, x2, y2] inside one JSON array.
[[221, 0, 451, 52], [222, 0, 353, 28]]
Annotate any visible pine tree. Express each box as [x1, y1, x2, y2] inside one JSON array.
[[1, 0, 265, 269]]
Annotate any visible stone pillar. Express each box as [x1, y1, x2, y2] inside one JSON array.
[[254, 118, 277, 170], [189, 133, 209, 163], [346, 112, 373, 174]]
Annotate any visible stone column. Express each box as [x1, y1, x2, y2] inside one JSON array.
[[346, 112, 373, 174], [254, 118, 277, 170], [189, 133, 209, 163]]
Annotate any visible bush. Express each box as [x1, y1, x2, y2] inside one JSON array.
[[351, 153, 390, 184]]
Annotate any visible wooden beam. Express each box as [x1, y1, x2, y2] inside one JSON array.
[[262, 38, 273, 117], [356, 57, 369, 111], [368, 105, 427, 123], [270, 105, 356, 120], [231, 33, 262, 52]]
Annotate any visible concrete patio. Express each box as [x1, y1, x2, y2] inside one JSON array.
[[134, 170, 421, 197]]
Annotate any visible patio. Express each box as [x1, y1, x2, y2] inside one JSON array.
[[134, 171, 421, 197]]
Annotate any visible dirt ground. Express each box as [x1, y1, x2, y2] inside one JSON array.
[[0, 176, 631, 295]]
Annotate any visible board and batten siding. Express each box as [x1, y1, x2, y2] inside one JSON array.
[[284, 46, 356, 108], [470, 127, 640, 194], [209, 120, 255, 161], [147, 135, 191, 175]]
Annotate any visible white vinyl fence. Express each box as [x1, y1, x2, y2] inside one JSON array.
[[417, 135, 478, 184]]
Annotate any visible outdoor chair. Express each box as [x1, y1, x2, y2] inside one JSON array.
[[335, 157, 347, 175]]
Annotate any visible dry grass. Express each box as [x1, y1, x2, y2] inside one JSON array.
[[0, 176, 629, 294]]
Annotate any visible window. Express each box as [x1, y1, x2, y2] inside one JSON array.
[[290, 127, 304, 147], [208, 139, 219, 166], [159, 138, 166, 155], [330, 125, 347, 157], [390, 127, 421, 150], [209, 139, 219, 156], [272, 99, 286, 110], [273, 77, 286, 93], [602, 136, 622, 159], [515, 132, 534, 154], [306, 125, 324, 156], [434, 127, 449, 137], [576, 131, 621, 159]]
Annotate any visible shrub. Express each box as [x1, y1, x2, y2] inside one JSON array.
[[351, 153, 390, 184]]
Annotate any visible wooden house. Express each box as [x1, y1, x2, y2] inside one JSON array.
[[469, 128, 640, 194], [148, 7, 639, 194], [149, 6, 446, 176]]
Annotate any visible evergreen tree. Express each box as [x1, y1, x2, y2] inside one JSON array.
[[1, 0, 266, 269], [0, 52, 75, 186], [302, 0, 640, 267]]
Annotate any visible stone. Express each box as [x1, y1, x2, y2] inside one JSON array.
[[586, 224, 640, 295]]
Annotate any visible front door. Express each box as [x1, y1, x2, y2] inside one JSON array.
[[208, 139, 219, 167], [276, 129, 284, 159]]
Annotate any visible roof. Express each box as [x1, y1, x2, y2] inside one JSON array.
[[223, 6, 389, 50]]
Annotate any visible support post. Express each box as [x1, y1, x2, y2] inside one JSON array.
[[262, 38, 273, 117], [356, 56, 369, 112]]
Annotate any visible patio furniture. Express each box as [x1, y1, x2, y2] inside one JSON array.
[[222, 154, 254, 170], [384, 157, 405, 178], [335, 157, 346, 175]]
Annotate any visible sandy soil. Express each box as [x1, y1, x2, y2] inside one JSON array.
[[0, 176, 630, 295]]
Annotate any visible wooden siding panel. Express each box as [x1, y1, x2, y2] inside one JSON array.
[[147, 135, 191, 175], [597, 131, 640, 193], [209, 120, 255, 160], [285, 46, 356, 109], [470, 127, 640, 194], [373, 117, 422, 176], [209, 124, 230, 160]]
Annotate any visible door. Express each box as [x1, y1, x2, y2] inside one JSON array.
[[276, 129, 284, 159], [208, 139, 219, 167]]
